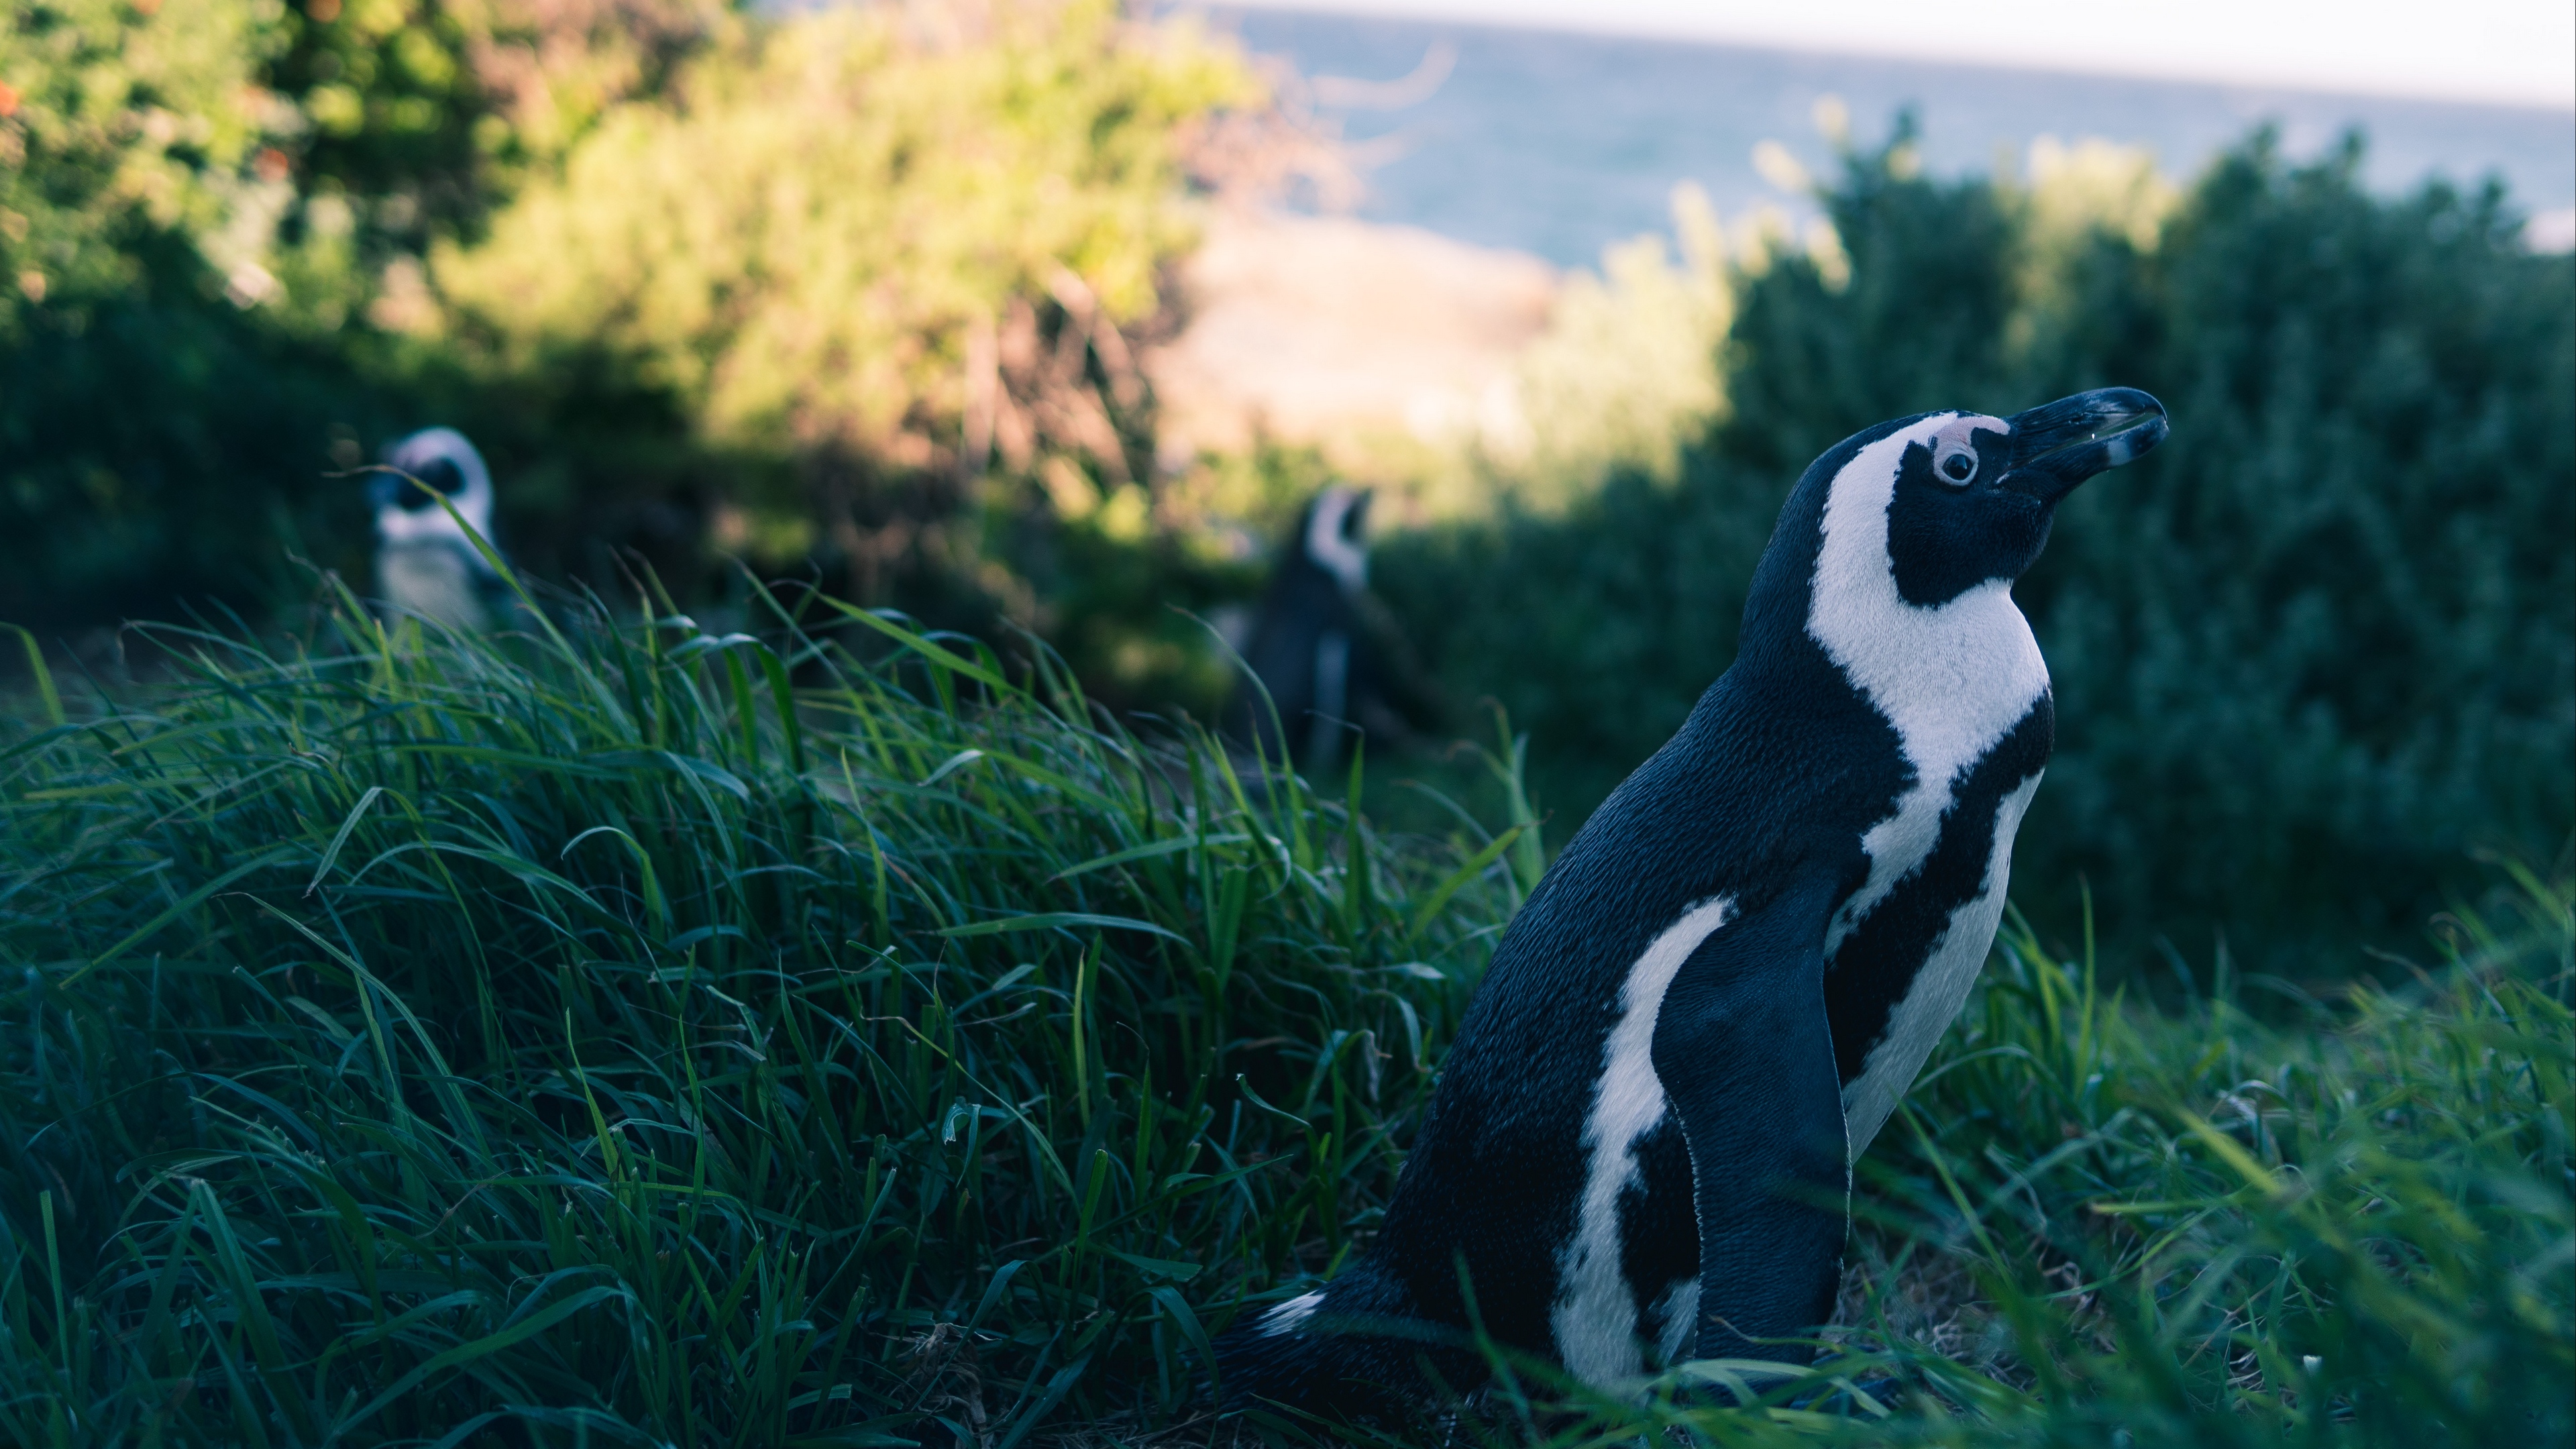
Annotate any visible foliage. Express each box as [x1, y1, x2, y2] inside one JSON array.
[[421, 0, 1263, 647], [1499, 184, 1731, 500], [1391, 182, 1738, 520], [0, 608, 2565, 1445], [0, 1, 331, 627], [2020, 136, 2575, 974], [0, 0, 1277, 652], [0, 592, 1517, 1444], [0, 0, 736, 629], [1356, 875, 2573, 1449], [0, 0, 278, 319], [1379, 125, 2576, 977], [415, 1, 1306, 716], [437, 0, 1241, 465], [274, 0, 730, 247]]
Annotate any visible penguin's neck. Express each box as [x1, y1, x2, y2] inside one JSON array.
[[1806, 424, 2049, 787]]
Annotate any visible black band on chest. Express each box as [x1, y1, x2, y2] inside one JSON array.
[[1823, 700, 2054, 1083]]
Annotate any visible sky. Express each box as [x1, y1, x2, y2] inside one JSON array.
[[1219, 0, 2576, 109]]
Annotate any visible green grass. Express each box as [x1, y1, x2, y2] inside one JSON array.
[[1375, 894, 2571, 1449], [0, 592, 2565, 1446]]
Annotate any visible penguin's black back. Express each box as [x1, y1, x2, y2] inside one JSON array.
[[1233, 565, 1358, 753]]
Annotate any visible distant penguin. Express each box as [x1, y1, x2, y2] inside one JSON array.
[[372, 427, 509, 631], [1216, 389, 2169, 1417], [1227, 486, 1420, 770]]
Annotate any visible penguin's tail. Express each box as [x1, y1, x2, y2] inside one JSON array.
[[1212, 1260, 1441, 1424]]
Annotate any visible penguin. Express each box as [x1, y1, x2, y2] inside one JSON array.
[[1214, 388, 2168, 1417], [1226, 486, 1426, 771], [371, 427, 511, 632]]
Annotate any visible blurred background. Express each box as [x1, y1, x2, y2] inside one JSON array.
[[1, 0, 2568, 984]]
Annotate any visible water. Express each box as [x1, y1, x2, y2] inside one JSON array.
[[1187, 6, 2576, 266]]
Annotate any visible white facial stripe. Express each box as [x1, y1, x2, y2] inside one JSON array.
[[1930, 415, 1996, 453], [1929, 415, 1989, 486], [1809, 414, 2047, 955], [376, 427, 498, 561], [1553, 894, 1733, 1387], [1305, 486, 1368, 592], [1839, 773, 2041, 1157], [1262, 1289, 1326, 1336], [1652, 1276, 1701, 1365]]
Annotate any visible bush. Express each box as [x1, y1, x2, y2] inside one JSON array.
[[0, 0, 1283, 670], [0, 0, 735, 629], [0, 1, 355, 627], [425, 1, 1260, 596], [1380, 127, 2576, 977]]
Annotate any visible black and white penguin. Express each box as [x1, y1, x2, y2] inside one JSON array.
[[1227, 486, 1416, 771], [1215, 388, 2167, 1416], [372, 427, 510, 631]]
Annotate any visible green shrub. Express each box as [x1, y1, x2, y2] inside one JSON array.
[[0, 0, 1276, 667], [2023, 138, 2575, 976], [425, 1, 1258, 587], [271, 0, 730, 245], [0, 0, 358, 627], [1380, 127, 2576, 977], [0, 0, 731, 629]]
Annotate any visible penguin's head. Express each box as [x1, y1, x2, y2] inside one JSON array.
[[1813, 387, 2166, 608], [1299, 485, 1373, 594], [373, 427, 496, 559], [1888, 387, 2166, 603], [1739, 388, 2166, 654]]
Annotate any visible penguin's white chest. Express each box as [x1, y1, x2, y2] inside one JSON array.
[[1807, 419, 2052, 1155], [1809, 576, 2045, 959], [378, 542, 494, 632]]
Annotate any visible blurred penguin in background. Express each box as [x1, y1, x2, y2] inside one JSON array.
[[372, 427, 511, 631], [1226, 485, 1430, 771]]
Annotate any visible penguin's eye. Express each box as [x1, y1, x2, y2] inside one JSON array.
[[1935, 446, 1978, 486]]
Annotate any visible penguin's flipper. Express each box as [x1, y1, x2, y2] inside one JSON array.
[[1648, 867, 1851, 1367]]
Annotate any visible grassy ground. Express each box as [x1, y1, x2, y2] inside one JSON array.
[[0, 595, 2565, 1447]]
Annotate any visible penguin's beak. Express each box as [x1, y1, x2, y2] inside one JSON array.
[[2000, 388, 2167, 503]]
